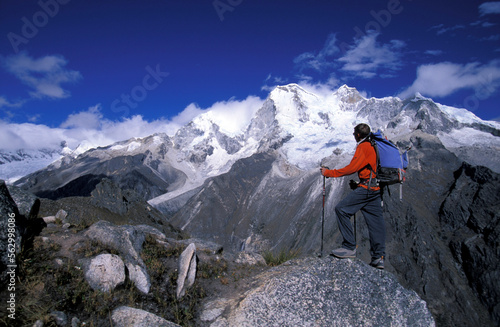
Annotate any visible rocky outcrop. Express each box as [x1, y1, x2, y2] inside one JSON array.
[[6, 195, 439, 326], [83, 220, 163, 294], [6, 184, 39, 218], [0, 181, 45, 286], [202, 257, 435, 327], [0, 181, 22, 286], [381, 134, 497, 327], [112, 306, 181, 327]]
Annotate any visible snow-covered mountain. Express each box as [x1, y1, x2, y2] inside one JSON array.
[[8, 83, 500, 231], [6, 84, 500, 193]]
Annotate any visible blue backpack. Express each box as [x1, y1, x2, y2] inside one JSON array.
[[369, 130, 410, 201]]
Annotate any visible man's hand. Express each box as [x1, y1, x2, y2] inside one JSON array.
[[320, 167, 329, 176]]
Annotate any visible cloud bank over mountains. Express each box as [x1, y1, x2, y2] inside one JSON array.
[[0, 96, 263, 151]]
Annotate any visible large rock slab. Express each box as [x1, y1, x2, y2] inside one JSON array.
[[176, 243, 196, 298], [111, 306, 181, 327], [83, 253, 126, 292], [205, 257, 435, 327], [84, 220, 148, 263]]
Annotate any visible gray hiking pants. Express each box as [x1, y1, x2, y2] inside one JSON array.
[[335, 187, 385, 259]]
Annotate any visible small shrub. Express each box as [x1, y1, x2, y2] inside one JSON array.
[[263, 248, 301, 266], [197, 257, 228, 280], [76, 239, 119, 258], [141, 235, 185, 277]]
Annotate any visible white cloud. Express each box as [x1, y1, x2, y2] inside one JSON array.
[[292, 32, 404, 83], [294, 33, 340, 72], [60, 105, 103, 129], [209, 96, 264, 134], [0, 96, 265, 151], [479, 2, 500, 16], [481, 21, 496, 28], [398, 60, 500, 99], [0, 96, 24, 108], [0, 120, 68, 150], [338, 32, 405, 79], [0, 106, 168, 151], [482, 34, 500, 41], [175, 96, 264, 135], [429, 24, 466, 35], [261, 74, 289, 92], [297, 76, 341, 98], [425, 50, 444, 56], [2, 52, 82, 99]]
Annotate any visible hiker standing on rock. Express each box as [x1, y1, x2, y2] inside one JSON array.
[[320, 123, 385, 269]]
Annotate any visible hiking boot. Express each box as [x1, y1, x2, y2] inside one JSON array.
[[370, 257, 384, 269], [330, 247, 356, 259]]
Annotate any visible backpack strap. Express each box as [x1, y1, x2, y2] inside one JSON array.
[[369, 135, 380, 174], [368, 133, 380, 188]]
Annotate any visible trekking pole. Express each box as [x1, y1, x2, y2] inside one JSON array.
[[349, 179, 359, 249], [320, 166, 329, 257], [354, 212, 357, 249], [321, 174, 326, 257]]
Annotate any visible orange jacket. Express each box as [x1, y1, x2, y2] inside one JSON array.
[[323, 141, 379, 190]]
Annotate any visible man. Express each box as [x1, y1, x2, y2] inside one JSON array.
[[320, 123, 385, 269]]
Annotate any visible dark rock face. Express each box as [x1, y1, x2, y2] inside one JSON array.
[[170, 152, 277, 251], [90, 178, 144, 215], [440, 163, 500, 324], [35, 174, 107, 200], [36, 179, 180, 239], [373, 134, 497, 327], [6, 185, 39, 218], [14, 153, 180, 202]]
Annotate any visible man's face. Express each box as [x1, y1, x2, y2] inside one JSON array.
[[353, 131, 360, 142]]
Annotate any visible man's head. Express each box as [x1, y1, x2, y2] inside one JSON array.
[[353, 123, 371, 142]]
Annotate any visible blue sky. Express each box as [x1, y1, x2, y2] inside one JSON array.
[[0, 0, 499, 150]]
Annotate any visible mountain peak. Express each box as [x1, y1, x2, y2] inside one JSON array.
[[334, 84, 365, 104], [274, 83, 307, 93], [409, 92, 432, 102]]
